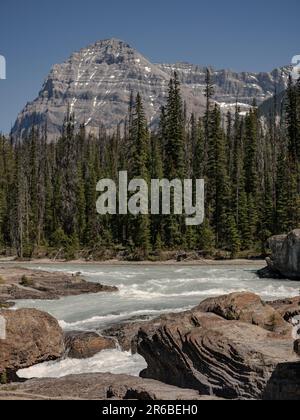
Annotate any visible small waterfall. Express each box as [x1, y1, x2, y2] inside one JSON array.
[[292, 316, 300, 339]]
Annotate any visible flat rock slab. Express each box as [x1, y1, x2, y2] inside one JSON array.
[[0, 373, 223, 400], [0, 266, 118, 303]]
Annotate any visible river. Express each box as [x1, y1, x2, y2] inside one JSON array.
[[14, 263, 300, 379]]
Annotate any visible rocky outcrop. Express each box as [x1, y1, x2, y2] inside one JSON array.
[[0, 309, 64, 381], [258, 230, 300, 280], [102, 321, 148, 352], [135, 293, 298, 400], [0, 266, 118, 304], [11, 38, 289, 142], [268, 296, 300, 322], [255, 266, 284, 279], [197, 292, 291, 335], [159, 63, 289, 114], [0, 373, 222, 400], [64, 331, 116, 359], [263, 362, 300, 400]]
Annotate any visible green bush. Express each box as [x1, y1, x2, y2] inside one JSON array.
[[0, 276, 6, 285], [20, 275, 34, 287], [0, 371, 7, 385]]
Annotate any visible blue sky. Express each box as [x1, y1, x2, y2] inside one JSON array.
[[0, 0, 299, 133]]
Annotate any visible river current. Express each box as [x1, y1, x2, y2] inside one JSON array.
[[14, 263, 300, 379]]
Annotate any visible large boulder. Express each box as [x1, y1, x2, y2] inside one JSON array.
[[197, 292, 291, 335], [136, 305, 297, 399], [0, 373, 222, 400], [0, 309, 64, 381], [64, 331, 116, 359], [258, 230, 300, 280]]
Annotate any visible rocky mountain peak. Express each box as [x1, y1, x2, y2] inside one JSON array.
[[11, 39, 289, 141]]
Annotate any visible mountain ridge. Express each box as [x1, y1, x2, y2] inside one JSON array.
[[11, 39, 290, 141]]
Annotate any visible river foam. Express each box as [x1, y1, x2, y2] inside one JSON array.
[[18, 349, 147, 379]]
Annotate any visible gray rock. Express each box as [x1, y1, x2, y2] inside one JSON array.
[[12, 39, 206, 141], [260, 230, 300, 280]]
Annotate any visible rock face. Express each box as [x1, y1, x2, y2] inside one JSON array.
[[135, 293, 297, 400], [258, 230, 300, 280], [0, 373, 221, 400], [0, 309, 64, 381], [263, 362, 300, 400], [159, 63, 289, 114], [197, 292, 291, 335], [64, 331, 116, 359], [11, 38, 289, 142], [12, 39, 206, 141]]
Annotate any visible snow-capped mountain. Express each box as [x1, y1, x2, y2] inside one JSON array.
[[11, 39, 289, 141]]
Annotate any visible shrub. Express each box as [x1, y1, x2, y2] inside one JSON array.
[[0, 276, 6, 285], [0, 371, 7, 385], [20, 275, 34, 287]]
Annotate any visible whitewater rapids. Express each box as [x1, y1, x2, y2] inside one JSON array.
[[15, 263, 300, 379]]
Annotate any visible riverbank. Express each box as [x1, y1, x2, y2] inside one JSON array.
[[0, 257, 266, 267]]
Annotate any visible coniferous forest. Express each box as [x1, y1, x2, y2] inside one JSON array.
[[0, 71, 299, 261]]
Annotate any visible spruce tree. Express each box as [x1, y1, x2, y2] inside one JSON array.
[[128, 93, 151, 257]]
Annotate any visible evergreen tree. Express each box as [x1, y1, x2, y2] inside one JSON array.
[[128, 93, 151, 256]]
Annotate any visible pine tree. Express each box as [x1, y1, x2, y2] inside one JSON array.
[[160, 74, 186, 248], [128, 93, 151, 256], [150, 133, 164, 248], [164, 73, 185, 179], [203, 68, 214, 174], [56, 113, 79, 238]]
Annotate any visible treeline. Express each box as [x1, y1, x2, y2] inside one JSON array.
[[0, 72, 299, 260]]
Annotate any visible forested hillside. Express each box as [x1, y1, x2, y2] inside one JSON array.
[[0, 71, 299, 260]]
